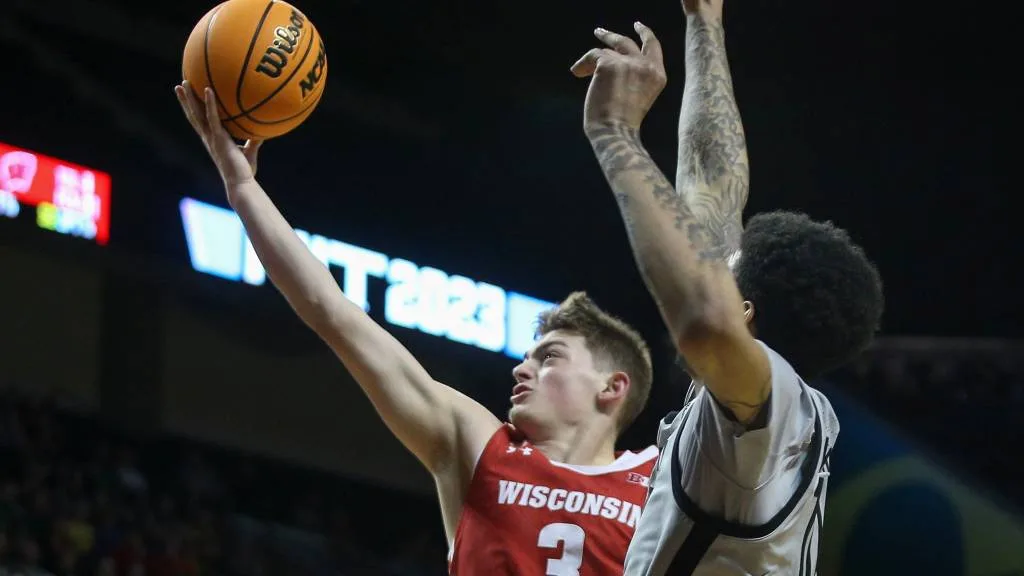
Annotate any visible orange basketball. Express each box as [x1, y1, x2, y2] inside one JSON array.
[[182, 0, 327, 140]]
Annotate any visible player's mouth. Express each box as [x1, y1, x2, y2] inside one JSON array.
[[511, 384, 532, 403]]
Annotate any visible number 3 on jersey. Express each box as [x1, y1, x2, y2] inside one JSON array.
[[537, 523, 585, 576]]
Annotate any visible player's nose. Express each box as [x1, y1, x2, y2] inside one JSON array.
[[512, 361, 534, 383]]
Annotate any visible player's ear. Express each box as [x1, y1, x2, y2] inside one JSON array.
[[743, 300, 758, 338], [598, 372, 630, 406]]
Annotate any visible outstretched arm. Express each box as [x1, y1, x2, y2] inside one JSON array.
[[676, 0, 748, 260], [575, 25, 769, 424], [174, 84, 500, 477], [227, 176, 499, 474]]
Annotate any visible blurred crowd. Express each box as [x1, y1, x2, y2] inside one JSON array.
[[0, 393, 446, 576], [0, 338, 1019, 575], [833, 338, 1024, 507]]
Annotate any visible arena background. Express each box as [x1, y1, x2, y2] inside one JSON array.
[[0, 0, 1019, 574]]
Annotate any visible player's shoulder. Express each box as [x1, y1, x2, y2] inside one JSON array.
[[759, 343, 841, 445], [667, 342, 839, 435]]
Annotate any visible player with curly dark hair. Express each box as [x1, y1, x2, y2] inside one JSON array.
[[571, 0, 883, 571], [735, 211, 884, 381]]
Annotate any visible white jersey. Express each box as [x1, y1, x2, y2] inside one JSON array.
[[623, 341, 838, 575]]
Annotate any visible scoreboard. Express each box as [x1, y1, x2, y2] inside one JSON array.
[[0, 141, 111, 245]]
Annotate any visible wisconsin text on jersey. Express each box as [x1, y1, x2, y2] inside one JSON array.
[[449, 425, 659, 575], [497, 478, 645, 529]]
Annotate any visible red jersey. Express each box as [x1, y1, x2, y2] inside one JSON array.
[[449, 424, 658, 576]]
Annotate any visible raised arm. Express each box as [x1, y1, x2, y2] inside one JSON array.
[[573, 24, 769, 424], [676, 0, 749, 259], [174, 84, 500, 475]]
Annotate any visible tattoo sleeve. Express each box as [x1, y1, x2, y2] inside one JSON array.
[[589, 123, 769, 421], [588, 122, 730, 329], [676, 16, 749, 260]]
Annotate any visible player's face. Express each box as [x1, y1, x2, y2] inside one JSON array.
[[508, 330, 608, 436]]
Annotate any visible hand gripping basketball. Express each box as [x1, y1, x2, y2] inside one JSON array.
[[175, 80, 262, 187], [181, 0, 327, 140]]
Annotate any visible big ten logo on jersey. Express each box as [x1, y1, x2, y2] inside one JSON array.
[[625, 472, 649, 487]]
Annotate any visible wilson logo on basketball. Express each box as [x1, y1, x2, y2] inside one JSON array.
[[255, 9, 307, 79]]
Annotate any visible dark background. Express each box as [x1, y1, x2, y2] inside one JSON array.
[[4, 0, 1017, 446], [0, 0, 1021, 574], [5, 0, 1016, 339]]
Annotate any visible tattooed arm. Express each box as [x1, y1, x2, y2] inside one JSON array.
[[572, 22, 767, 422], [588, 122, 769, 423], [676, 10, 749, 261]]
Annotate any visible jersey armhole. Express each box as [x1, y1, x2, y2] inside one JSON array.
[[465, 425, 504, 483], [448, 424, 514, 554]]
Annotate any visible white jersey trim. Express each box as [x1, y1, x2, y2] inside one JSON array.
[[548, 445, 659, 476]]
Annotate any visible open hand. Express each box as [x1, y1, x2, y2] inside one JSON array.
[[174, 81, 262, 187], [571, 22, 667, 135]]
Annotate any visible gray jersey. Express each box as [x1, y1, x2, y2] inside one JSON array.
[[623, 341, 838, 576]]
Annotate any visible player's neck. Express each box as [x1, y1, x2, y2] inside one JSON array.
[[531, 423, 618, 467]]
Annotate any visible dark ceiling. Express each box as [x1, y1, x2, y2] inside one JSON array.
[[2, 0, 1016, 344]]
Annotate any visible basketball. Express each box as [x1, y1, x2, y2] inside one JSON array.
[[182, 0, 327, 140]]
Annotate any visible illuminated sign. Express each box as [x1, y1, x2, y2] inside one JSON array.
[[0, 141, 112, 245], [179, 198, 555, 359]]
